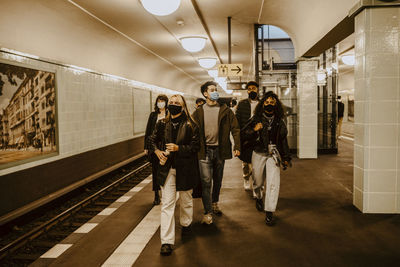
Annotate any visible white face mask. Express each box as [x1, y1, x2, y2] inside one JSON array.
[[157, 102, 166, 109]]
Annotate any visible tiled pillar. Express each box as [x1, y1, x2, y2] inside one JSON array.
[[297, 58, 318, 159], [352, 5, 400, 213]]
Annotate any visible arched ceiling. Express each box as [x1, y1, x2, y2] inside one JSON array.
[[1, 0, 359, 96]]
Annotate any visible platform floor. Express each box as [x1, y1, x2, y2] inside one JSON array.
[[33, 139, 400, 267]]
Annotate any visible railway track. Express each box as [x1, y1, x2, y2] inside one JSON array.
[[0, 158, 152, 266]]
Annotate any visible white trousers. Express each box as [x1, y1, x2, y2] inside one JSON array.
[[160, 168, 193, 245], [252, 151, 280, 212]]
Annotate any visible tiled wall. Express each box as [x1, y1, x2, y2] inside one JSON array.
[[0, 52, 182, 176], [297, 59, 318, 158], [353, 7, 400, 213]]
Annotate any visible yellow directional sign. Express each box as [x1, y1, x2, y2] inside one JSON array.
[[217, 64, 243, 77]]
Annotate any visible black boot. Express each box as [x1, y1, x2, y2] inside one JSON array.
[[153, 190, 160, 205], [255, 198, 263, 212], [265, 211, 274, 226]]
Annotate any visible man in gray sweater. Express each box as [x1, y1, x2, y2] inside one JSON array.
[[192, 81, 241, 225]]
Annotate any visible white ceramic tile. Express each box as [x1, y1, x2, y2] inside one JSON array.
[[40, 244, 73, 258], [369, 147, 397, 170], [369, 101, 398, 124], [368, 170, 397, 193], [353, 188, 364, 212], [366, 53, 399, 79], [368, 193, 396, 213], [354, 166, 365, 191], [369, 78, 399, 101], [370, 7, 399, 31], [369, 124, 398, 147]]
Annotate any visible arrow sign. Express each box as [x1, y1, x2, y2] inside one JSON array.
[[231, 65, 242, 74], [217, 63, 243, 77]]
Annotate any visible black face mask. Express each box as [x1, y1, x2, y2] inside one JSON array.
[[168, 104, 182, 115], [249, 91, 258, 100], [264, 104, 275, 113]]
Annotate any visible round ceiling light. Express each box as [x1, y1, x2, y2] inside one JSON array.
[[198, 58, 217, 69], [180, 37, 207, 53], [140, 0, 181, 16], [341, 55, 355, 66]]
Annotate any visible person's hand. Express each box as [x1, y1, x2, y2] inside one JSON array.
[[234, 150, 240, 157], [144, 149, 148, 155], [166, 143, 179, 152], [155, 149, 168, 161], [254, 123, 263, 131]]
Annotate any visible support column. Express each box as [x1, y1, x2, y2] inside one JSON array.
[[352, 3, 400, 213], [297, 58, 318, 159]]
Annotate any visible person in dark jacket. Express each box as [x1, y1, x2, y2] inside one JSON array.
[[235, 81, 259, 193], [144, 94, 168, 205], [192, 81, 241, 225], [337, 95, 345, 139], [241, 91, 291, 226], [148, 94, 200, 256]]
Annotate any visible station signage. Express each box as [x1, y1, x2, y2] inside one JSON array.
[[217, 64, 243, 77]]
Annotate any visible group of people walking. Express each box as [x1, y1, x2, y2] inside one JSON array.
[[144, 81, 291, 256]]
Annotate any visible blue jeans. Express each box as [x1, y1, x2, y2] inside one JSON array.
[[199, 146, 225, 214]]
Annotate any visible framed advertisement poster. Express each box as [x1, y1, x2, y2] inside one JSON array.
[[0, 60, 58, 169]]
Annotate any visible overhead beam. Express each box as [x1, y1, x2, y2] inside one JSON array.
[[302, 15, 354, 58]]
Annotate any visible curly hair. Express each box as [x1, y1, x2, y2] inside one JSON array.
[[154, 94, 168, 114], [254, 91, 284, 119]]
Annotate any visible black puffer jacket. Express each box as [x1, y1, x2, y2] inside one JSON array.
[[148, 115, 200, 191], [241, 114, 291, 163]]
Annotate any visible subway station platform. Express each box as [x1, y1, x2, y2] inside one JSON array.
[[32, 139, 400, 267]]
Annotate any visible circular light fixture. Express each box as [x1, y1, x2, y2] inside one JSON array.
[[140, 0, 181, 16], [207, 69, 218, 78], [341, 55, 355, 66], [198, 58, 217, 69], [180, 37, 207, 53]]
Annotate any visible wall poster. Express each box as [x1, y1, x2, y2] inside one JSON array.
[[0, 61, 58, 168]]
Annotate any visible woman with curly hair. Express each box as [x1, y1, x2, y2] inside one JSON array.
[[241, 91, 291, 226]]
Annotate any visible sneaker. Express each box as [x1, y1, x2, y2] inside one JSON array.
[[252, 190, 257, 199], [265, 211, 274, 226], [243, 179, 251, 190], [212, 203, 223, 216], [255, 198, 263, 212], [201, 213, 213, 225], [160, 244, 173, 256]]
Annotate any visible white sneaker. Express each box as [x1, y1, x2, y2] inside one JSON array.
[[243, 179, 251, 190], [201, 213, 213, 225]]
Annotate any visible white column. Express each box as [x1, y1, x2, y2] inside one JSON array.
[[297, 58, 318, 159], [353, 5, 400, 213]]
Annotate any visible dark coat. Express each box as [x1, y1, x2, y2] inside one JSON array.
[[235, 98, 254, 129], [240, 114, 291, 163], [144, 111, 160, 150], [148, 116, 200, 191], [192, 104, 240, 160]]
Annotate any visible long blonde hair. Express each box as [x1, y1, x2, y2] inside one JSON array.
[[167, 94, 196, 128]]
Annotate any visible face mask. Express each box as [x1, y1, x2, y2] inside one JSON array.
[[157, 102, 165, 109], [264, 104, 275, 113], [209, 91, 219, 101], [168, 104, 182, 115], [249, 91, 258, 100]]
